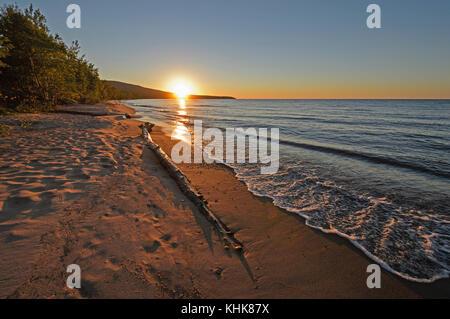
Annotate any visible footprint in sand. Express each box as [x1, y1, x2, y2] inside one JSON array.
[[211, 267, 224, 279], [4, 232, 26, 243], [147, 201, 166, 218], [143, 240, 161, 253], [52, 169, 67, 176], [159, 234, 178, 249], [67, 167, 91, 180], [160, 234, 172, 242]]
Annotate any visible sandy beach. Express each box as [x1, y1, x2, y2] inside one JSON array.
[[0, 102, 448, 299]]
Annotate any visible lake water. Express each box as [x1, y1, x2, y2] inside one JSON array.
[[126, 99, 450, 282]]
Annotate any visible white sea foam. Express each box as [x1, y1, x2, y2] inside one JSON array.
[[228, 160, 450, 282]]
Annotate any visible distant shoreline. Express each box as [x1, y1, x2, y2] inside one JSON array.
[[108, 80, 236, 100]]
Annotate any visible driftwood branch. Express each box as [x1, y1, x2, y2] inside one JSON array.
[[141, 122, 243, 253]]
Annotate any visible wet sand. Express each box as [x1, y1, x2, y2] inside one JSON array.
[[149, 122, 450, 299], [0, 102, 448, 298]]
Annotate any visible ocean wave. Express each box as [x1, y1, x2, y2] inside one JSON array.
[[228, 161, 450, 282], [277, 139, 450, 179], [174, 117, 450, 179]]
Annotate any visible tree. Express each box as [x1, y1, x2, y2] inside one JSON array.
[[0, 35, 11, 104], [0, 4, 123, 112], [0, 36, 10, 71]]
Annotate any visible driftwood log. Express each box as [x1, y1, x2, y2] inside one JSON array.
[[144, 122, 155, 132], [141, 122, 243, 253]]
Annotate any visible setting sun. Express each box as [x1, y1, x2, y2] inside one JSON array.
[[170, 79, 193, 99]]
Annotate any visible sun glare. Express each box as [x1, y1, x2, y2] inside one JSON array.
[[179, 99, 186, 109], [170, 79, 193, 99]]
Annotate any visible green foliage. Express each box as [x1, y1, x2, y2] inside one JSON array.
[[0, 4, 126, 112], [0, 36, 10, 71]]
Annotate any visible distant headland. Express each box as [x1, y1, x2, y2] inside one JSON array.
[[107, 81, 236, 100]]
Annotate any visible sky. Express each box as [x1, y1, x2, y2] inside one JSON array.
[[9, 0, 450, 99]]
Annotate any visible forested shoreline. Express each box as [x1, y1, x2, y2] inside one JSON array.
[[0, 4, 135, 113]]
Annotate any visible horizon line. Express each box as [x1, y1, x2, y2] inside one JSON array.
[[131, 97, 450, 100], [108, 80, 450, 101]]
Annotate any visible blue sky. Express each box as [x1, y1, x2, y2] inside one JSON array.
[[8, 0, 450, 98]]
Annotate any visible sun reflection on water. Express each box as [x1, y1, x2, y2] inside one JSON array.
[[173, 121, 190, 142], [171, 98, 191, 141]]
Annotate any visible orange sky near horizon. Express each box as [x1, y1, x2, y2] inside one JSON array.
[[144, 73, 450, 99], [131, 64, 450, 100]]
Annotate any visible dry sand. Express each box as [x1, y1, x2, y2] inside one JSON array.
[[0, 102, 448, 298]]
